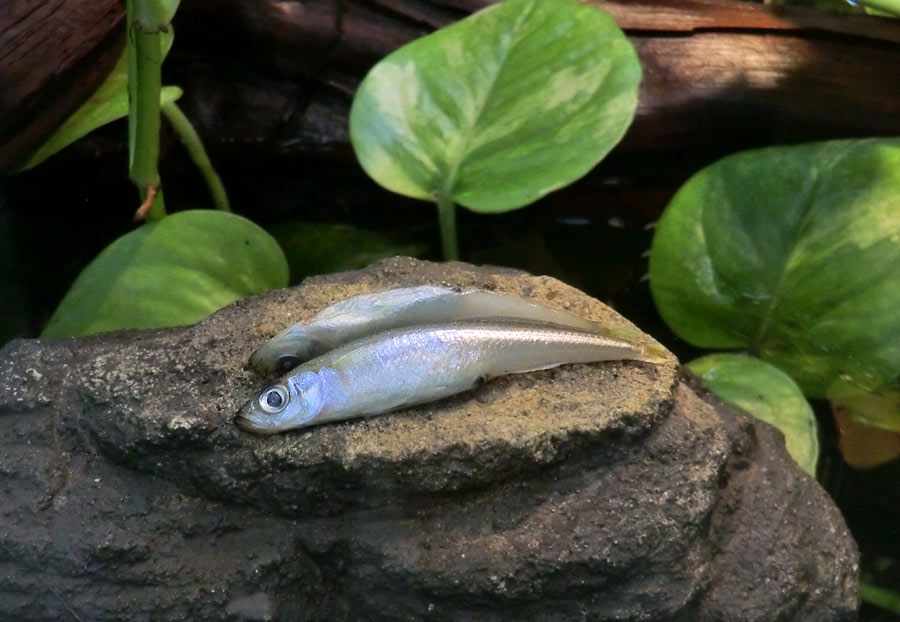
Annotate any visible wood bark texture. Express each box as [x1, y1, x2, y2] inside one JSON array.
[[0, 0, 124, 173]]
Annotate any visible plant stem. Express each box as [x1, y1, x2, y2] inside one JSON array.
[[437, 192, 459, 261], [861, 581, 900, 614], [161, 101, 231, 212], [127, 0, 166, 221]]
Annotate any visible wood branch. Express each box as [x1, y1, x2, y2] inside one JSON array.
[[0, 0, 125, 174]]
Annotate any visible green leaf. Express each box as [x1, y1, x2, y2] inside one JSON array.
[[349, 0, 641, 213], [689, 354, 819, 476], [18, 31, 178, 171], [268, 222, 427, 284], [649, 138, 900, 397], [42, 211, 288, 338]]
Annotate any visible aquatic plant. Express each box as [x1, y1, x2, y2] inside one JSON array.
[[350, 0, 641, 260], [29, 0, 639, 335], [21, 0, 290, 337], [648, 137, 900, 613]]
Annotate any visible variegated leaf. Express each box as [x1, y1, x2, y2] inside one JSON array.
[[650, 138, 900, 400], [349, 0, 641, 213]]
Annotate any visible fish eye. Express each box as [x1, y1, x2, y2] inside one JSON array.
[[258, 385, 289, 414], [277, 355, 301, 371]]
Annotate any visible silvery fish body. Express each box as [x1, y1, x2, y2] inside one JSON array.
[[248, 285, 635, 373], [236, 318, 663, 434]]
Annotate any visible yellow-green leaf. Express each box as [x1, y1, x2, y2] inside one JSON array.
[[689, 353, 819, 476], [650, 138, 900, 398]]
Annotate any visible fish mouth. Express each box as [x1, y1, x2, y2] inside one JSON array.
[[233, 415, 257, 433], [234, 414, 281, 435]]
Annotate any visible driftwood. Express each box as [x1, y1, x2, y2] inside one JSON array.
[[2, 0, 900, 178], [171, 0, 900, 157], [0, 0, 124, 173], [0, 258, 859, 620]]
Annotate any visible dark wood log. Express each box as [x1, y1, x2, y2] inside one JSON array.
[[0, 0, 125, 173], [165, 0, 900, 161], [2, 0, 899, 177], [148, 0, 900, 227], [606, 0, 900, 151]]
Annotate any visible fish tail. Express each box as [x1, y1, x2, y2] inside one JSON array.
[[634, 341, 670, 364], [595, 324, 670, 364]]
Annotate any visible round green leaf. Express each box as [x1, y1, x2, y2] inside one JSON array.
[[42, 211, 288, 338], [650, 138, 900, 397], [689, 354, 819, 476], [349, 0, 641, 213]]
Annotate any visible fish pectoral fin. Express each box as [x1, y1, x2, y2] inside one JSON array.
[[395, 374, 497, 412], [389, 378, 489, 412], [322, 345, 376, 372], [409, 373, 493, 407], [391, 386, 458, 410]]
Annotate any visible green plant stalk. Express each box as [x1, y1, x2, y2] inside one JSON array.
[[127, 0, 166, 221], [436, 192, 459, 261], [161, 101, 231, 212], [860, 580, 900, 614]]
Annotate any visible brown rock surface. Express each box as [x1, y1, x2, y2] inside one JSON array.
[[0, 258, 857, 620]]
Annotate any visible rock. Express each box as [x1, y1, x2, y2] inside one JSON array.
[[0, 257, 858, 621]]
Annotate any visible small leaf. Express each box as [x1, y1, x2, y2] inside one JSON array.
[[18, 31, 178, 171], [832, 405, 900, 469], [268, 222, 427, 284], [42, 211, 288, 338], [650, 138, 900, 397], [828, 377, 900, 432], [350, 0, 641, 213], [689, 353, 820, 475]]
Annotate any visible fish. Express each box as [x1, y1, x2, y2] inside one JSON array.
[[235, 318, 666, 434], [248, 285, 646, 373]]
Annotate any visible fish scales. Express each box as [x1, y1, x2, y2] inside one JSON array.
[[236, 319, 660, 434], [247, 285, 628, 373]]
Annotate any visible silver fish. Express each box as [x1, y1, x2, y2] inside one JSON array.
[[235, 318, 665, 434], [248, 285, 641, 373]]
